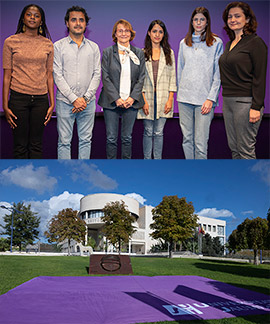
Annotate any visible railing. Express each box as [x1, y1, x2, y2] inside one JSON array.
[[85, 217, 104, 224]]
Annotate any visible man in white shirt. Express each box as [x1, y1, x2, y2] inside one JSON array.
[[53, 6, 101, 159]]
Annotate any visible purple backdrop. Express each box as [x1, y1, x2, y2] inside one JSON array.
[[1, 0, 269, 114]]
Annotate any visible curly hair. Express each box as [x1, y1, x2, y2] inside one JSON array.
[[15, 4, 51, 39], [222, 2, 257, 40], [144, 19, 172, 66], [112, 19, 136, 43], [185, 7, 217, 47], [64, 6, 90, 32]]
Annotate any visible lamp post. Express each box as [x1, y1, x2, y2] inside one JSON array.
[[0, 205, 23, 252]]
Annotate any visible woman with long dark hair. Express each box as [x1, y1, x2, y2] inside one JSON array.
[[219, 1, 267, 159], [137, 19, 177, 159], [177, 7, 223, 159], [2, 4, 54, 158]]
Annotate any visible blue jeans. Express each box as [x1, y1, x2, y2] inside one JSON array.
[[103, 107, 138, 159], [143, 118, 167, 159], [56, 99, 95, 159], [178, 102, 214, 159]]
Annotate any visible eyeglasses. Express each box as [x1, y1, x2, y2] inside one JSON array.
[[117, 29, 131, 34]]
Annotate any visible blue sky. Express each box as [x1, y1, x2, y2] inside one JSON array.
[[0, 160, 269, 241]]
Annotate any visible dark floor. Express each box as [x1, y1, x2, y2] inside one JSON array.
[[1, 114, 269, 159]]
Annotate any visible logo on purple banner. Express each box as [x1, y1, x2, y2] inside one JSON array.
[[163, 299, 270, 316]]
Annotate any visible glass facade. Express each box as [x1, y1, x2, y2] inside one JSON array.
[[217, 225, 224, 235], [81, 210, 136, 221], [81, 210, 105, 220]]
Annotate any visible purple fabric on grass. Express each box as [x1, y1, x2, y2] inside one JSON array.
[[0, 276, 269, 324]]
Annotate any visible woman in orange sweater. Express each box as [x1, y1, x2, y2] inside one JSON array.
[[2, 4, 54, 158]]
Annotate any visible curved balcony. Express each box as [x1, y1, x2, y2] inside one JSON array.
[[84, 217, 104, 229]]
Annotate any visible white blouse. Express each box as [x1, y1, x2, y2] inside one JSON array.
[[119, 53, 131, 100]]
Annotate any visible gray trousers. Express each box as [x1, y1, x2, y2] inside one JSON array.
[[222, 97, 263, 159]]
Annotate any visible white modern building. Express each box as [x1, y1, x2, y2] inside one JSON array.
[[79, 193, 157, 254], [197, 216, 226, 246], [72, 193, 226, 255]]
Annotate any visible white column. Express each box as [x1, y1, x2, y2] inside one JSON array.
[[85, 225, 88, 245], [129, 240, 131, 254]]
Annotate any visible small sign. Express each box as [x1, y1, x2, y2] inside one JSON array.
[[89, 254, 133, 274]]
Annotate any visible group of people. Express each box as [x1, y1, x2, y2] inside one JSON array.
[[2, 2, 268, 160]]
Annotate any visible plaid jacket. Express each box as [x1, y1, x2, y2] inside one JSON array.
[[137, 48, 177, 120]]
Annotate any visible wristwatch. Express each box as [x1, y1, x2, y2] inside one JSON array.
[[83, 95, 91, 104]]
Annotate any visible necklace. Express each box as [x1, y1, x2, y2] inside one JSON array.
[[193, 41, 201, 51]]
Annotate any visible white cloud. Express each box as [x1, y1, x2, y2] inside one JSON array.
[[0, 164, 57, 194], [251, 161, 270, 187], [47, 191, 83, 212], [63, 161, 118, 190], [241, 210, 254, 215], [197, 208, 236, 219], [125, 193, 147, 205]]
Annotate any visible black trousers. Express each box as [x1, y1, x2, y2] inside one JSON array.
[[9, 90, 49, 159]]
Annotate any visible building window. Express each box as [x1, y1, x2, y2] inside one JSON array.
[[88, 210, 104, 219], [203, 224, 206, 230], [208, 225, 211, 232], [217, 225, 224, 235], [213, 226, 216, 232]]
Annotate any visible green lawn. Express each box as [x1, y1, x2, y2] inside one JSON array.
[[1, 255, 270, 324]]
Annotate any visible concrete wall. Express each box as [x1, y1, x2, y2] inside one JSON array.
[[80, 193, 139, 217]]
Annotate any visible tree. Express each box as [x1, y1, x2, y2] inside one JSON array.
[[0, 238, 9, 252], [150, 195, 198, 258], [44, 208, 86, 256], [201, 234, 224, 256], [248, 217, 268, 265], [87, 236, 96, 250], [182, 233, 198, 254], [227, 216, 268, 265], [227, 229, 238, 253], [0, 202, 40, 251], [101, 200, 136, 253], [149, 239, 168, 253], [266, 208, 270, 249], [235, 218, 251, 250], [202, 233, 214, 256], [212, 237, 224, 256]]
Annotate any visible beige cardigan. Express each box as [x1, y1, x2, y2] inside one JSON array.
[[137, 48, 177, 120]]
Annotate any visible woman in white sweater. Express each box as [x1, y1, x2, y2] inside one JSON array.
[[177, 7, 223, 159]]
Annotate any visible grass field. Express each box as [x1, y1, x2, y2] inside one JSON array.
[[0, 255, 270, 323]]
